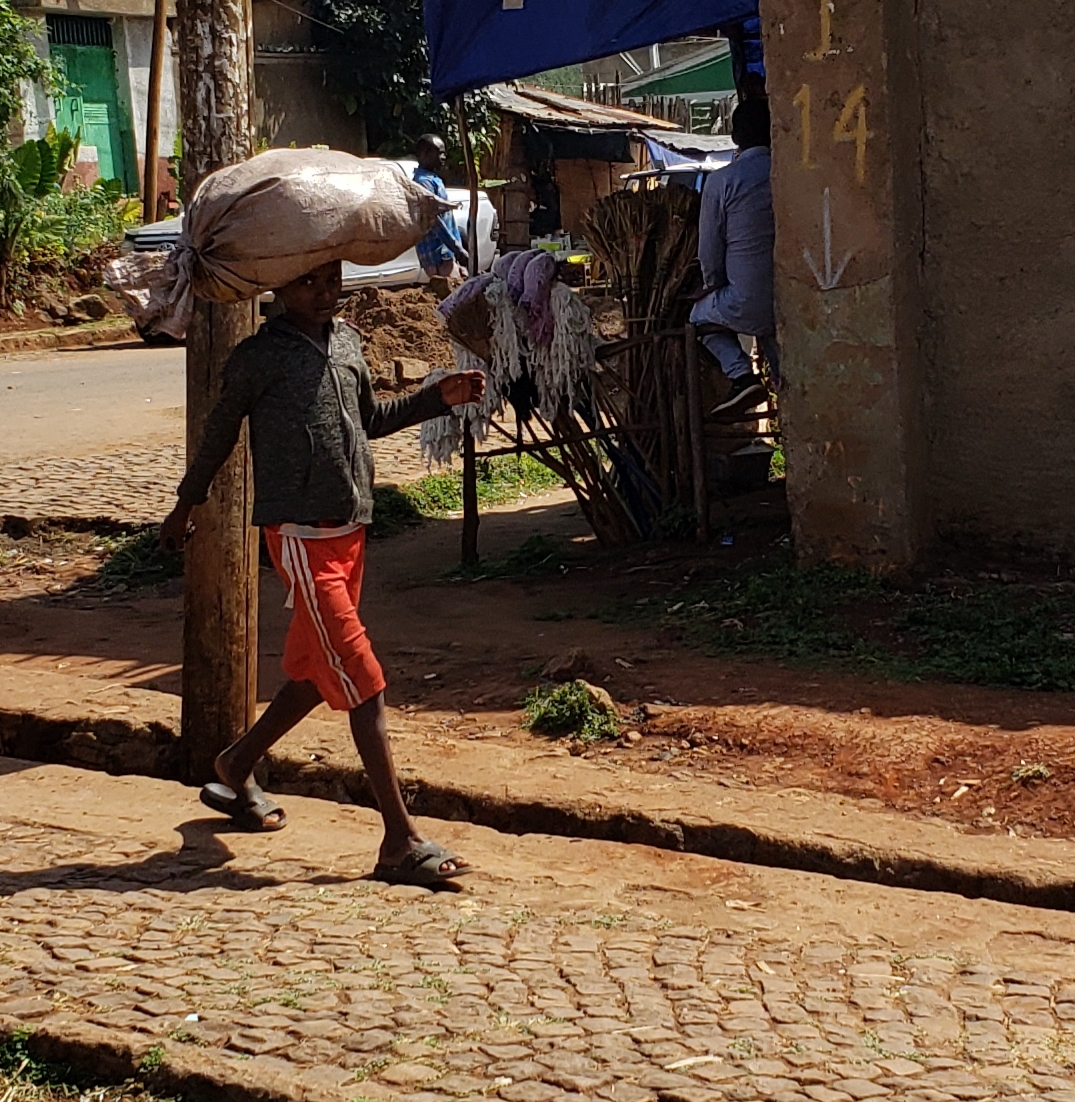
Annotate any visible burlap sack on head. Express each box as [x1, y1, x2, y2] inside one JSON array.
[[106, 148, 451, 338]]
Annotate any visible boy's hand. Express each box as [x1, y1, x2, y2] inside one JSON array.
[[160, 502, 194, 553], [438, 370, 485, 408]]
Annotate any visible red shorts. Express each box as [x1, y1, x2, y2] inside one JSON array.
[[263, 524, 386, 711]]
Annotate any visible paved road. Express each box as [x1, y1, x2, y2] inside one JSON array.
[[0, 344, 185, 464], [0, 345, 431, 523], [1, 762, 1074, 1102]]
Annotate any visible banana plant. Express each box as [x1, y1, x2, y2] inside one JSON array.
[[0, 124, 79, 308]]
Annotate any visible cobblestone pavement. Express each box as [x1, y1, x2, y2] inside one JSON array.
[[1, 766, 1074, 1102], [0, 430, 430, 524]]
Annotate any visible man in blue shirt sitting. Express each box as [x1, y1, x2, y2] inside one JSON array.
[[690, 99, 778, 415], [413, 134, 469, 296]]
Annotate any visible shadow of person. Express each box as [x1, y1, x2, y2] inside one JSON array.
[[0, 816, 354, 897]]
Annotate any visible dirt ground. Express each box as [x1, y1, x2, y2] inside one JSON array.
[[0, 247, 125, 334], [341, 287, 456, 378], [2, 483, 1074, 845]]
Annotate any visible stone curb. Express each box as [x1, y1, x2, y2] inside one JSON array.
[[0, 1017, 355, 1102], [0, 318, 136, 355], [2, 670, 1074, 912], [270, 757, 1075, 913]]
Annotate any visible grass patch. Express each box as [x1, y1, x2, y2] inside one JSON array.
[[524, 680, 620, 744], [370, 455, 562, 539], [602, 551, 1075, 692]]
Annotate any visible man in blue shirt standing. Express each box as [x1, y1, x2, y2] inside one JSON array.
[[690, 99, 778, 415], [413, 134, 469, 296]]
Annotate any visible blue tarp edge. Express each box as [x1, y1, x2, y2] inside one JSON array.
[[423, 0, 760, 103]]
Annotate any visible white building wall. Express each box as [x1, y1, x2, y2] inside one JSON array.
[[117, 15, 178, 159], [14, 20, 54, 144]]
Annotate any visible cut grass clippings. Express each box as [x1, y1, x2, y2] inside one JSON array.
[[449, 534, 576, 581], [0, 519, 182, 593], [96, 528, 183, 590], [603, 551, 1075, 693], [524, 680, 620, 744], [371, 454, 563, 539]]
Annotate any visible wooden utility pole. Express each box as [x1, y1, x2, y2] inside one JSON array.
[[455, 95, 481, 567], [175, 0, 259, 783], [142, 0, 168, 222], [684, 323, 710, 543]]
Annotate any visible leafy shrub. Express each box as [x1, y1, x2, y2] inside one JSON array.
[[22, 177, 137, 260]]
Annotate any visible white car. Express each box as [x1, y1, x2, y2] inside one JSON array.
[[623, 159, 735, 194], [122, 159, 498, 338]]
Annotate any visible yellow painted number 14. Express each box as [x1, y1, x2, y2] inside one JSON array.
[[794, 83, 873, 183]]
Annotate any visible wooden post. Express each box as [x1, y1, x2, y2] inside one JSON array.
[[176, 0, 259, 783], [684, 323, 710, 543], [455, 94, 481, 566], [142, 0, 168, 222]]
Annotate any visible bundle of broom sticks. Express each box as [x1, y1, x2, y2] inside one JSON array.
[[582, 185, 703, 533]]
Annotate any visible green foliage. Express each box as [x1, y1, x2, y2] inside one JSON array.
[[529, 65, 584, 97], [139, 1047, 166, 1074], [0, 125, 91, 308], [524, 681, 620, 744], [769, 445, 786, 481], [0, 0, 62, 141], [309, 0, 496, 161], [21, 176, 133, 260], [605, 551, 1075, 692], [370, 455, 563, 538]]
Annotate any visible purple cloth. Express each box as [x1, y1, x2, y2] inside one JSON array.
[[437, 273, 495, 321], [506, 249, 543, 302], [520, 251, 557, 346], [492, 251, 520, 281]]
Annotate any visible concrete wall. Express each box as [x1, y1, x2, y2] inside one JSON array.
[[115, 15, 179, 206], [764, 0, 928, 569], [763, 0, 1074, 568], [917, 4, 1075, 558], [251, 0, 367, 155], [117, 16, 179, 161], [253, 58, 367, 155]]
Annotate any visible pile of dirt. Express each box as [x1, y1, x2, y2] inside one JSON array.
[[341, 286, 455, 381]]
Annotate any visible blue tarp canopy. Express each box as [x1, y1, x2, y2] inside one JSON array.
[[423, 0, 759, 104]]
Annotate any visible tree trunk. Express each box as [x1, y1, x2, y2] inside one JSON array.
[[175, 0, 259, 784]]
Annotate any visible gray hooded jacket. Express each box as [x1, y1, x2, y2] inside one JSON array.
[[177, 316, 447, 526]]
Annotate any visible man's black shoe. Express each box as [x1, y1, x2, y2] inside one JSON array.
[[712, 374, 767, 416]]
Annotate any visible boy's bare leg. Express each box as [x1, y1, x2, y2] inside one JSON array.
[[214, 680, 323, 817], [349, 692, 467, 873]]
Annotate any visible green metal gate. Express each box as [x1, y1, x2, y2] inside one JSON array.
[[47, 16, 136, 191]]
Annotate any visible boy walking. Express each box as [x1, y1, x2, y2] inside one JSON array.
[[412, 134, 469, 298], [160, 259, 484, 886]]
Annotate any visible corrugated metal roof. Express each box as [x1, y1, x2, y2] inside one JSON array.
[[641, 130, 737, 155], [487, 83, 680, 132]]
